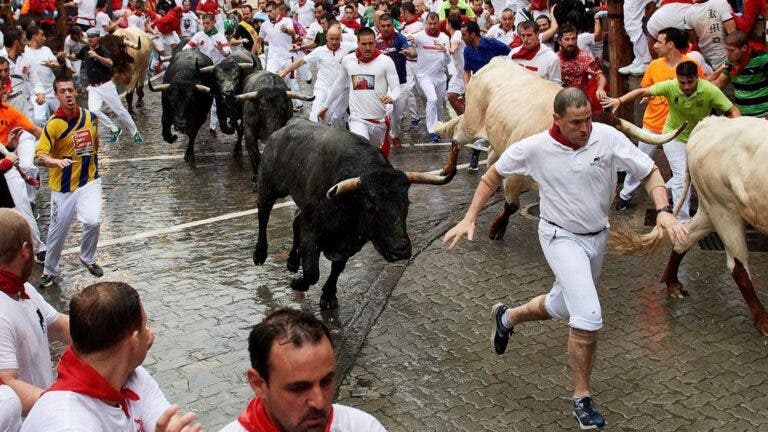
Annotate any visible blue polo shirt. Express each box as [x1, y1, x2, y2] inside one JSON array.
[[463, 37, 511, 74], [376, 32, 410, 84]]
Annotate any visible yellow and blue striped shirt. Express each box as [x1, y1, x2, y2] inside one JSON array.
[[35, 108, 100, 193]]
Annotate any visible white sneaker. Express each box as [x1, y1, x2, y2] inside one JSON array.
[[473, 138, 490, 151], [618, 62, 648, 76]]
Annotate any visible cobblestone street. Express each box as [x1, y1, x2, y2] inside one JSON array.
[[31, 88, 768, 431]]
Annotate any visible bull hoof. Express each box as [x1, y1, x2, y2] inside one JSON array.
[[184, 153, 195, 163], [755, 313, 768, 336], [666, 280, 689, 299], [290, 277, 311, 292], [488, 223, 507, 241], [319, 294, 338, 311], [286, 255, 300, 273], [253, 244, 268, 265], [164, 133, 178, 144], [136, 99, 144, 108]]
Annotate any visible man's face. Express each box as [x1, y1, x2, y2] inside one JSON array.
[[267, 6, 279, 21], [32, 30, 46, 46], [344, 7, 355, 20], [251, 337, 336, 432], [182, 0, 190, 11], [519, 26, 538, 50], [132, 308, 155, 367], [426, 16, 440, 34], [677, 75, 698, 96], [501, 10, 514, 31], [536, 17, 549, 32], [653, 34, 672, 57], [379, 18, 394, 37], [202, 16, 215, 31], [241, 7, 252, 21], [259, 0, 267, 11], [449, 0, 458, 6], [554, 104, 592, 147], [559, 31, 577, 57], [358, 33, 376, 57], [0, 62, 9, 87], [87, 34, 99, 48], [314, 5, 324, 21], [461, 27, 472, 45], [326, 27, 342, 50], [471, 0, 483, 14], [725, 43, 745, 64], [413, 0, 425, 13], [55, 80, 78, 110]]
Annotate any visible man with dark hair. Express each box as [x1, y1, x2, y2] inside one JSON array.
[[220, 308, 387, 431], [713, 29, 768, 118], [444, 87, 688, 430], [231, 4, 261, 52], [23, 25, 61, 127], [460, 19, 509, 170], [21, 281, 201, 432], [604, 60, 739, 222], [613, 27, 706, 211], [485, 7, 515, 44], [0, 208, 70, 415], [557, 24, 606, 112], [509, 20, 560, 83]]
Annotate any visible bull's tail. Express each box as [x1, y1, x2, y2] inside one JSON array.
[[608, 166, 690, 256], [435, 116, 462, 137]]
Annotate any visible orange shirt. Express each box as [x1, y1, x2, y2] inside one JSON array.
[[641, 55, 705, 133], [0, 102, 35, 145]]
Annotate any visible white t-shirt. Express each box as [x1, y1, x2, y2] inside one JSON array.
[[75, 0, 98, 26], [0, 385, 21, 432], [401, 20, 424, 36], [95, 10, 111, 36], [486, 24, 516, 45], [449, 30, 465, 75], [646, 2, 692, 39], [290, 0, 315, 28], [64, 36, 86, 59], [577, 33, 602, 59], [508, 44, 561, 84], [185, 30, 231, 64], [180, 11, 199, 37], [21, 366, 169, 432], [218, 403, 388, 432], [412, 30, 450, 77], [304, 41, 357, 90], [1, 53, 42, 118], [0, 284, 58, 389], [22, 46, 57, 94], [683, 0, 733, 68], [259, 17, 295, 61], [128, 13, 148, 31], [305, 21, 323, 44], [324, 52, 402, 120], [494, 123, 655, 233]]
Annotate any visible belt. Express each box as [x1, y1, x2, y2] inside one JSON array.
[[543, 219, 606, 236]]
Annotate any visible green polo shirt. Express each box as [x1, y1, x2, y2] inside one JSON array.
[[649, 78, 734, 143]]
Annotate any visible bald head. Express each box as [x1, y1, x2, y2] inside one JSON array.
[[0, 208, 31, 267], [326, 24, 342, 50]]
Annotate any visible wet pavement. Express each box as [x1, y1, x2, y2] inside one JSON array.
[[32, 86, 768, 431]]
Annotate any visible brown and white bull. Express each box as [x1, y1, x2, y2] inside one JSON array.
[[611, 116, 768, 336], [436, 57, 682, 240], [109, 27, 152, 114]]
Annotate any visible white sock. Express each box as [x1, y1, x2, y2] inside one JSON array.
[[501, 310, 513, 329]]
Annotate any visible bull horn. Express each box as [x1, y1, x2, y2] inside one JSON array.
[[617, 118, 688, 145], [159, 55, 172, 62], [195, 84, 211, 93], [285, 91, 315, 101], [235, 91, 259, 101], [326, 177, 361, 199], [238, 62, 254, 71], [147, 79, 170, 92], [198, 65, 215, 74]]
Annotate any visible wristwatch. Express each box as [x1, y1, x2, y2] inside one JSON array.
[[656, 205, 673, 215]]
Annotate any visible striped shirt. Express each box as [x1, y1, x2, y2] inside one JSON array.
[[35, 108, 100, 193], [726, 51, 768, 118]]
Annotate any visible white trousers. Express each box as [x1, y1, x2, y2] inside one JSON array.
[[348, 117, 387, 149], [4, 132, 44, 253], [417, 74, 447, 134], [539, 220, 607, 332], [310, 87, 347, 128], [87, 81, 138, 135], [623, 0, 653, 65], [31, 92, 59, 127], [266, 56, 301, 107], [391, 87, 406, 139], [404, 61, 419, 121], [619, 137, 691, 221], [44, 178, 102, 276], [209, 99, 219, 130]]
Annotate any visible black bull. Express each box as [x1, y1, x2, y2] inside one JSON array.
[[253, 118, 460, 310]]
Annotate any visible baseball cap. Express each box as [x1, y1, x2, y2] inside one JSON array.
[[86, 28, 100, 37]]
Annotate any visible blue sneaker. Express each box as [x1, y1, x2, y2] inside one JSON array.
[[133, 132, 144, 145], [573, 396, 606, 429], [108, 129, 122, 145], [428, 132, 440, 143]]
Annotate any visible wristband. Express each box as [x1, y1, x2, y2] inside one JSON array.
[[656, 205, 673, 215]]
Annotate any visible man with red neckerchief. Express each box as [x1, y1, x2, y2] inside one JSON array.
[[443, 88, 688, 430], [220, 308, 387, 432], [508, 20, 561, 84], [0, 208, 70, 416], [21, 281, 202, 432]]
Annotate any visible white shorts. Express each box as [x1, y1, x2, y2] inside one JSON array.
[[447, 72, 464, 95], [348, 116, 388, 149]]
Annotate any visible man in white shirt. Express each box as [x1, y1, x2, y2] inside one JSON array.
[[21, 281, 202, 432], [400, 1, 424, 133], [443, 88, 688, 430], [180, 0, 199, 37], [509, 20, 560, 84], [290, 0, 315, 84], [445, 13, 465, 115], [318, 26, 401, 157], [64, 0, 98, 31], [258, 1, 296, 86], [219, 308, 388, 432], [684, 0, 735, 69], [64, 26, 87, 88], [0, 209, 70, 415], [0, 379, 21, 432], [413, 12, 450, 142], [486, 8, 516, 44], [23, 26, 61, 127], [279, 25, 356, 126]]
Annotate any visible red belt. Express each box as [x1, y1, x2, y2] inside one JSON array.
[[363, 117, 391, 159]]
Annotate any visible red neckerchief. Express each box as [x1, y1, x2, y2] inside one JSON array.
[[53, 106, 80, 121], [404, 14, 421, 25], [730, 46, 757, 75], [47, 346, 140, 418], [237, 397, 334, 432], [356, 48, 382, 63], [425, 28, 440, 37], [0, 270, 29, 300], [511, 42, 540, 60], [549, 123, 580, 150], [509, 35, 522, 49], [530, 0, 547, 10], [340, 18, 361, 30]]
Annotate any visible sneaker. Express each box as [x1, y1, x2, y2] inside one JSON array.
[[108, 129, 123, 145], [468, 150, 480, 172], [614, 197, 631, 211], [35, 250, 46, 264], [80, 258, 104, 277], [410, 118, 421, 130], [573, 396, 606, 430], [392, 138, 402, 148], [473, 138, 490, 152], [38, 274, 55, 288], [618, 62, 647, 76], [491, 302, 512, 355], [428, 132, 440, 143], [132, 131, 144, 145]]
